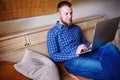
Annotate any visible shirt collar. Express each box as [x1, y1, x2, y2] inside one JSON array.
[[56, 21, 63, 29], [56, 21, 69, 29]]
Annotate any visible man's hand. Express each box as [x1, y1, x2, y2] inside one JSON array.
[[88, 43, 92, 49], [76, 44, 88, 56]]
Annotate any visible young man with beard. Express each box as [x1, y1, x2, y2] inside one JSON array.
[[47, 1, 120, 80]]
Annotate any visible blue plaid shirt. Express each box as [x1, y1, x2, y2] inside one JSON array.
[[47, 21, 90, 62]]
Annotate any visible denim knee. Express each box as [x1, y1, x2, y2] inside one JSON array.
[[101, 44, 116, 49], [99, 43, 119, 57]]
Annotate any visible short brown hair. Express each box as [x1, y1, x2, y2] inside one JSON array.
[[57, 1, 72, 12]]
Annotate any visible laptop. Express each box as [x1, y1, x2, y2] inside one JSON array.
[[81, 17, 120, 54]]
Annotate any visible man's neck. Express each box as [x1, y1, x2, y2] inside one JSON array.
[[59, 21, 72, 27]]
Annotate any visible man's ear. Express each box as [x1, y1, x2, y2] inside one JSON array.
[[57, 12, 60, 19]]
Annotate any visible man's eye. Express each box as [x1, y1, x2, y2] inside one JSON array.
[[66, 13, 68, 15]]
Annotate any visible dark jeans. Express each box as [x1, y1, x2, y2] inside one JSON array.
[[64, 44, 120, 80]]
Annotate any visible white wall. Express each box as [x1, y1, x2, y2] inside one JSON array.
[[0, 14, 58, 35], [0, 0, 120, 35], [72, 0, 120, 19]]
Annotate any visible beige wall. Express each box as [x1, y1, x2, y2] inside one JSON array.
[[0, 14, 58, 35], [72, 0, 120, 19], [0, 0, 120, 35]]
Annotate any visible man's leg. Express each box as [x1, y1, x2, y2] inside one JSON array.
[[64, 57, 106, 80], [96, 44, 120, 80], [83, 44, 120, 80]]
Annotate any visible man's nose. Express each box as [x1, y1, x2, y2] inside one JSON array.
[[68, 14, 72, 18]]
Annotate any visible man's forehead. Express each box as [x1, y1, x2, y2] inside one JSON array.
[[59, 6, 72, 12]]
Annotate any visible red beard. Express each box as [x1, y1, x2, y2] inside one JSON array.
[[60, 18, 72, 26]]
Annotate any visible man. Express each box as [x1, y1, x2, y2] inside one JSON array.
[[47, 1, 120, 80]]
